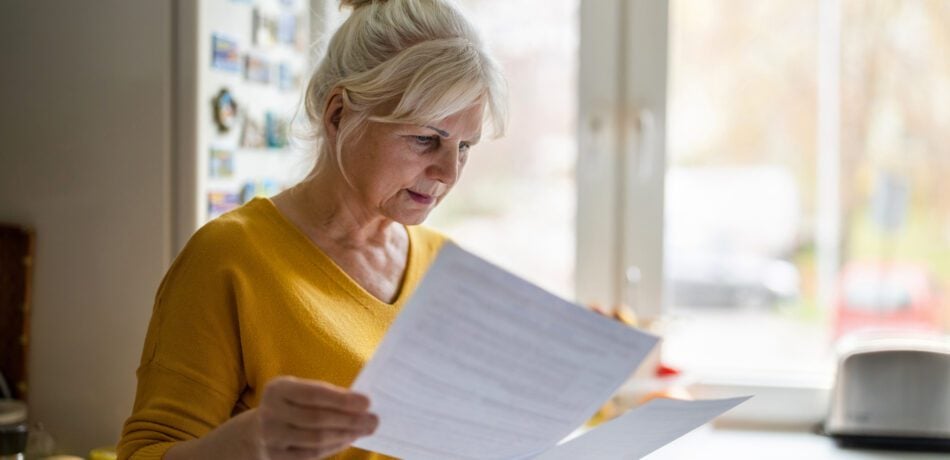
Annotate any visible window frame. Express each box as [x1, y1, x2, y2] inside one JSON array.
[[576, 0, 843, 428], [576, 0, 668, 324]]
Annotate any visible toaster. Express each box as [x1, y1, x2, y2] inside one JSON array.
[[825, 336, 950, 452]]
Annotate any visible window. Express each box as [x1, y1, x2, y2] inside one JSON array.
[[572, 0, 950, 377], [662, 0, 950, 376]]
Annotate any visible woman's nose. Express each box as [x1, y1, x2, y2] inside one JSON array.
[[427, 145, 461, 185]]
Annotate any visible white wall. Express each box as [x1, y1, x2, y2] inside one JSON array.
[[0, 1, 173, 455]]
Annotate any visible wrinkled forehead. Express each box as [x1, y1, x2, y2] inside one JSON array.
[[426, 103, 485, 141]]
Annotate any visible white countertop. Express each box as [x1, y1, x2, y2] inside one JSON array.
[[644, 425, 948, 459]]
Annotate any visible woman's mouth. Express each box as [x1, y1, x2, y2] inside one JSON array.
[[406, 190, 435, 205]]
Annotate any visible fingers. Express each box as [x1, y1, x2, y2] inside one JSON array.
[[261, 376, 378, 431], [263, 401, 379, 431], [262, 424, 369, 460], [257, 376, 379, 459], [262, 424, 371, 450], [265, 376, 370, 413]]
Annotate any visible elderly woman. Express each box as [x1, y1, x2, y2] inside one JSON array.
[[117, 0, 506, 459]]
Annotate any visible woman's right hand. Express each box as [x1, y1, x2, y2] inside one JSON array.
[[255, 376, 379, 459], [164, 376, 379, 460]]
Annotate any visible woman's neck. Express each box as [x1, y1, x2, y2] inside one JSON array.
[[279, 169, 400, 250]]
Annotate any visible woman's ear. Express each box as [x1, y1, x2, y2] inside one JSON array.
[[323, 88, 345, 142]]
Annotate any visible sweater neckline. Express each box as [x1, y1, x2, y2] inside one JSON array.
[[251, 197, 419, 310]]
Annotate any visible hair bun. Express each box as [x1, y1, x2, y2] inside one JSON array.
[[340, 0, 385, 9]]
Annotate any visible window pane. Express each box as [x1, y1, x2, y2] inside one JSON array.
[[663, 0, 950, 374], [427, 0, 579, 299], [834, 0, 950, 340]]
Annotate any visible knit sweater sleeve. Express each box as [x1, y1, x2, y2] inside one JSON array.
[[118, 221, 246, 460]]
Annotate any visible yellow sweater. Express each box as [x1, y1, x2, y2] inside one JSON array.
[[118, 197, 446, 460]]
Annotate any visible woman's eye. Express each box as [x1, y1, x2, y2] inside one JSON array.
[[412, 135, 437, 147], [459, 142, 471, 153]]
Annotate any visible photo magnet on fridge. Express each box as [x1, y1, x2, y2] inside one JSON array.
[[277, 13, 296, 45], [211, 33, 241, 73], [240, 115, 266, 149], [245, 54, 271, 84], [209, 149, 235, 179], [278, 62, 300, 91], [252, 8, 277, 47], [212, 88, 239, 133], [208, 191, 241, 218], [264, 112, 289, 148]]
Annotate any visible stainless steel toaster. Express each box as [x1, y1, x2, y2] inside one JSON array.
[[825, 336, 950, 451]]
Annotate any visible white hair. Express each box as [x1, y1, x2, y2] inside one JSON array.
[[304, 0, 508, 174]]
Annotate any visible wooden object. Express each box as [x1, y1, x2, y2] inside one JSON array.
[[0, 224, 34, 400]]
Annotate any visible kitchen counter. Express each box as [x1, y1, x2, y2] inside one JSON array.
[[645, 425, 948, 459]]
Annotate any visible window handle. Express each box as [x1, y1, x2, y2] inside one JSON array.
[[632, 108, 657, 183]]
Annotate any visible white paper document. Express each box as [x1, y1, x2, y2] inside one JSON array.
[[534, 396, 752, 460], [352, 242, 748, 459]]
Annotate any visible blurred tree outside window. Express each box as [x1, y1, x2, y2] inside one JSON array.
[[662, 0, 950, 375]]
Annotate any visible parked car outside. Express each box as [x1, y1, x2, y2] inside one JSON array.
[[665, 166, 802, 308], [832, 261, 943, 340]]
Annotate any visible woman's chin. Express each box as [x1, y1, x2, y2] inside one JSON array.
[[387, 208, 433, 226]]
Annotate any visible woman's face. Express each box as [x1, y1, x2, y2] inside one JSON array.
[[340, 104, 483, 225]]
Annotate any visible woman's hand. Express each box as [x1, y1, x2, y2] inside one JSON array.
[[164, 376, 378, 460], [256, 376, 379, 459], [589, 303, 638, 327]]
